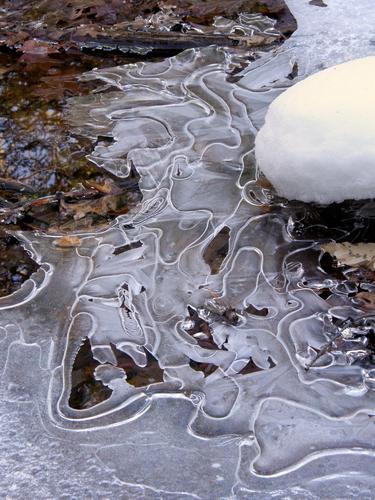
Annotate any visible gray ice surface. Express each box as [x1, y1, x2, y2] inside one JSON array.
[[2, 1, 375, 498]]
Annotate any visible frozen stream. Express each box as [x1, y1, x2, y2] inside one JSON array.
[[1, 1, 375, 498]]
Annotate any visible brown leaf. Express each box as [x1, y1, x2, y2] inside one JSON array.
[[83, 178, 120, 194], [3, 30, 30, 46], [60, 194, 118, 220], [354, 292, 375, 311], [0, 66, 12, 77], [321, 242, 375, 272], [54, 235, 81, 247], [74, 25, 104, 38], [20, 39, 60, 55]]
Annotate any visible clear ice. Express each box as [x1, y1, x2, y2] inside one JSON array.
[[2, 1, 375, 498]]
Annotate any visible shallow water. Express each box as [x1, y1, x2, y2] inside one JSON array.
[[1, 1, 375, 498]]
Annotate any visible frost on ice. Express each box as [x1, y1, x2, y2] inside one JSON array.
[[255, 57, 375, 204], [1, 1, 375, 499]]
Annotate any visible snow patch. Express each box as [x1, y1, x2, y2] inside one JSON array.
[[255, 56, 375, 204]]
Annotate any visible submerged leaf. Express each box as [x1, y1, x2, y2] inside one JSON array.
[[54, 235, 81, 248], [354, 292, 375, 311], [321, 242, 375, 271]]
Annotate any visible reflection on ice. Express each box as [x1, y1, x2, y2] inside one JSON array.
[[1, 1, 375, 498]]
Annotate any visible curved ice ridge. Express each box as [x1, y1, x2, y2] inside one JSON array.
[[1, 2, 375, 498]]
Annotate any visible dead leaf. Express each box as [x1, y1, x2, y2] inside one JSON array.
[[354, 292, 375, 311], [309, 0, 327, 6], [21, 39, 60, 55], [83, 178, 120, 194], [0, 66, 12, 77], [60, 194, 119, 220], [255, 177, 274, 189], [321, 242, 375, 271], [54, 235, 81, 247]]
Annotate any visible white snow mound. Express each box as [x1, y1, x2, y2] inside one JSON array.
[[255, 56, 375, 204]]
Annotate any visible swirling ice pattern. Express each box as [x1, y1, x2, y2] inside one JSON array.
[[1, 2, 375, 498]]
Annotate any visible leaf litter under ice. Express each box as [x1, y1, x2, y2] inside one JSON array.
[[2, 1, 375, 498]]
